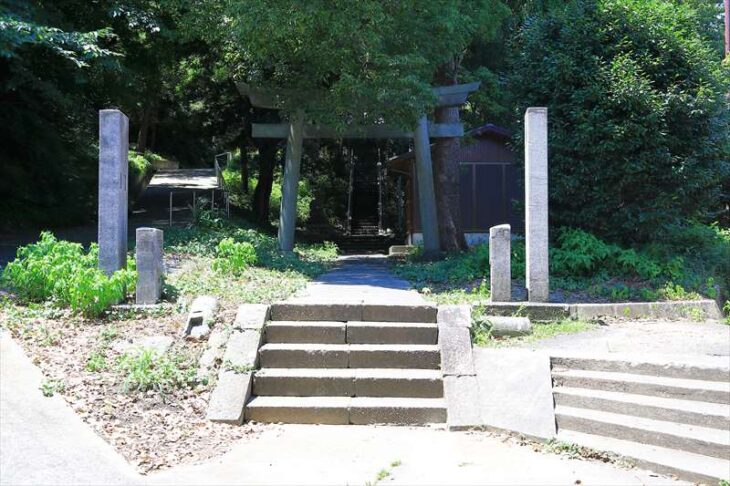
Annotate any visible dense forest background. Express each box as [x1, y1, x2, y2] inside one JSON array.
[[1, 0, 728, 245]]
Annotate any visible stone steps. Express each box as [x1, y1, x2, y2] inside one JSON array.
[[551, 355, 730, 483], [259, 343, 441, 369], [551, 354, 730, 382], [245, 302, 445, 425], [557, 430, 730, 485], [265, 321, 438, 345], [253, 368, 443, 397], [552, 369, 730, 404], [555, 405, 729, 459], [245, 396, 447, 425], [553, 386, 730, 429]]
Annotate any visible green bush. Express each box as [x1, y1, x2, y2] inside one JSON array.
[[213, 238, 257, 274], [2, 232, 136, 316], [128, 151, 153, 179], [221, 169, 314, 225], [117, 349, 197, 394], [550, 228, 663, 279], [508, 0, 730, 241]]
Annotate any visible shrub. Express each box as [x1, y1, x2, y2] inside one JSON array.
[[116, 349, 197, 394], [221, 169, 314, 225], [508, 0, 730, 242], [2, 232, 136, 316], [213, 238, 257, 274]]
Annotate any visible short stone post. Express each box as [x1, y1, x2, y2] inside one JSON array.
[[98, 109, 129, 275], [489, 224, 511, 302], [525, 107, 549, 302], [135, 228, 163, 304]]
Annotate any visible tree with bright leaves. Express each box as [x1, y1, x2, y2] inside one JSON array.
[[170, 0, 509, 251]]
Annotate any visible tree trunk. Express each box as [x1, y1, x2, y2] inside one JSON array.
[[240, 140, 249, 194], [137, 105, 152, 152], [252, 142, 277, 227], [432, 61, 467, 251]]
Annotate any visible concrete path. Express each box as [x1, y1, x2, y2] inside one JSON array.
[[288, 256, 425, 304], [149, 424, 685, 486], [0, 330, 140, 486], [1, 329, 689, 486], [524, 319, 730, 356]]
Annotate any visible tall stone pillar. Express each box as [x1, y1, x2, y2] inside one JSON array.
[[98, 109, 129, 275], [135, 227, 163, 305], [278, 113, 304, 253], [525, 107, 549, 302], [489, 224, 511, 302], [413, 115, 440, 256]]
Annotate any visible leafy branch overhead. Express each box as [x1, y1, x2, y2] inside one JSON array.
[[0, 15, 118, 66], [167, 0, 509, 129]]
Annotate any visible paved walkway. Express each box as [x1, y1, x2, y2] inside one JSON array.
[[525, 319, 730, 356], [149, 424, 684, 486], [287, 256, 425, 304], [0, 330, 140, 486]]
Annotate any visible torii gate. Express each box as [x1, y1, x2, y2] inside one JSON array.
[[237, 82, 479, 256]]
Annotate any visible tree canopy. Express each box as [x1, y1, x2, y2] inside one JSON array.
[[171, 0, 509, 129]]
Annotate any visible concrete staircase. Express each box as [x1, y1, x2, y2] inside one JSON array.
[[245, 304, 447, 425], [551, 355, 730, 484]]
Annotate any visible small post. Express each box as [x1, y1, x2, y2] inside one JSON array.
[[525, 107, 549, 302], [98, 109, 129, 276], [135, 228, 163, 305], [278, 112, 304, 252], [489, 224, 511, 302], [169, 192, 173, 227], [413, 115, 440, 256]]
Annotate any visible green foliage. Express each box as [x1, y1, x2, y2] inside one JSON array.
[[475, 319, 595, 348], [2, 232, 136, 316], [213, 238, 257, 275], [165, 218, 338, 305], [86, 351, 108, 372], [507, 0, 730, 241], [116, 349, 197, 394], [40, 379, 65, 397], [172, 0, 508, 129], [550, 228, 663, 279], [222, 169, 314, 225]]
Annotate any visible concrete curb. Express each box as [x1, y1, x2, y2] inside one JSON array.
[[207, 304, 270, 425], [473, 299, 722, 321], [437, 305, 482, 431]]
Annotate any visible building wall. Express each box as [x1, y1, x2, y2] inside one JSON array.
[[407, 134, 523, 241]]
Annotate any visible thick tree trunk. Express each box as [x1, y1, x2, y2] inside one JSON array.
[[252, 142, 277, 227], [240, 140, 249, 194], [432, 61, 467, 251]]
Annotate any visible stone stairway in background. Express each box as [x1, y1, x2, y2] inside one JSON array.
[[550, 355, 730, 484], [245, 303, 447, 425]]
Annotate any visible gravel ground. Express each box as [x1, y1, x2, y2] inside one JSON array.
[[0, 304, 259, 474]]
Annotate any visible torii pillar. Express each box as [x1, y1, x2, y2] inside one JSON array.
[[278, 113, 304, 253], [413, 115, 440, 256]]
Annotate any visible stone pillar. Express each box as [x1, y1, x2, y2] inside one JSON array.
[[413, 115, 440, 256], [135, 227, 163, 305], [525, 107, 549, 302], [489, 224, 511, 302], [98, 109, 129, 275], [278, 113, 304, 253]]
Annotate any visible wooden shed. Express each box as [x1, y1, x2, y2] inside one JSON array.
[[389, 123, 522, 245]]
